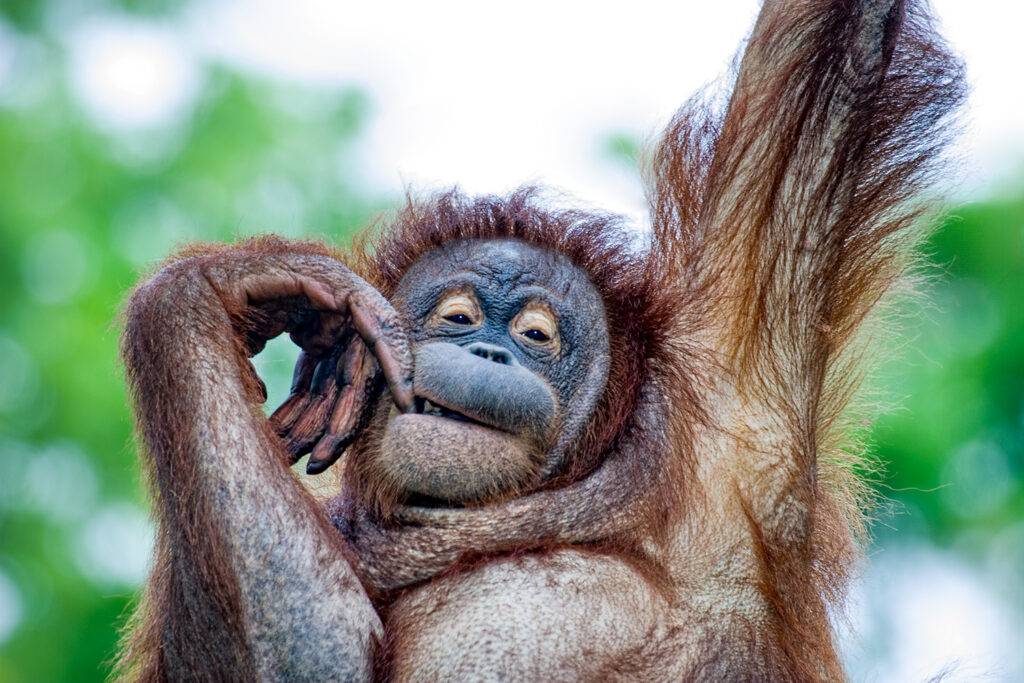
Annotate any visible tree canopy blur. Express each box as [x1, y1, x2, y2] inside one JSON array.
[[0, 2, 1021, 681], [0, 5, 387, 680]]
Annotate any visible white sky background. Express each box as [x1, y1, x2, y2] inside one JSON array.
[[188, 0, 766, 224], [64, 0, 1024, 224], [187, 0, 1024, 210], [31, 0, 1024, 678]]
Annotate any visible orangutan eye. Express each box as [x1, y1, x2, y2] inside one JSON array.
[[523, 328, 550, 342], [511, 304, 559, 350], [436, 293, 481, 327]]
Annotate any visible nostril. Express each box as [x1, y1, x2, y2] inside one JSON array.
[[465, 342, 516, 366]]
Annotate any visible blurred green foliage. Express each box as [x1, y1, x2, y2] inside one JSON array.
[[0, 10, 386, 680], [875, 195, 1024, 538], [0, 4, 1021, 682]]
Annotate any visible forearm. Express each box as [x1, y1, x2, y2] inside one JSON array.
[[122, 251, 381, 681]]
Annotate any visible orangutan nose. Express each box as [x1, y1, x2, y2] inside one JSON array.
[[465, 342, 518, 367]]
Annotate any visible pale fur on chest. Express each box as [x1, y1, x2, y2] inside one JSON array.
[[384, 549, 666, 681]]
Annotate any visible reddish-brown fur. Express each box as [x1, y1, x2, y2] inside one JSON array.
[[116, 1, 964, 680], [340, 189, 693, 522], [118, 237, 356, 681]]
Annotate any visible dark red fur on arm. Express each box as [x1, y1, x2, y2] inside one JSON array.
[[118, 252, 262, 681], [115, 237, 356, 682], [647, 0, 964, 677], [653, 0, 964, 404]]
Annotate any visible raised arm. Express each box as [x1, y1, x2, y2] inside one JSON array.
[[117, 237, 412, 681], [650, 0, 963, 532], [641, 3, 965, 675]]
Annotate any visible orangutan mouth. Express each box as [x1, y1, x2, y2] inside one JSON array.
[[413, 396, 480, 426]]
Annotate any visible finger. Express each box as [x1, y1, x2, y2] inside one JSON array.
[[269, 391, 310, 437], [239, 272, 336, 311], [235, 273, 332, 350], [243, 330, 269, 357], [349, 296, 414, 413], [331, 340, 377, 433], [281, 367, 338, 460], [238, 305, 291, 357], [268, 351, 319, 435], [275, 340, 344, 460], [297, 275, 343, 312], [305, 414, 356, 474], [306, 341, 375, 474], [310, 348, 338, 394], [243, 273, 345, 353], [291, 350, 320, 394]]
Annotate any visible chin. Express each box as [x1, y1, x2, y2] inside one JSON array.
[[377, 411, 544, 506]]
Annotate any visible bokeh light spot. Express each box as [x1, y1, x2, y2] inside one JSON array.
[[21, 229, 91, 305], [941, 439, 1016, 519], [0, 336, 37, 413], [845, 544, 1022, 681], [24, 441, 99, 523], [931, 278, 1000, 360], [68, 17, 201, 131], [0, 570, 24, 645], [73, 503, 154, 589], [111, 194, 200, 266]]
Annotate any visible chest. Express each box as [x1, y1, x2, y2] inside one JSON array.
[[380, 548, 666, 681]]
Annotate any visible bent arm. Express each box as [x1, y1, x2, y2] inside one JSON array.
[[120, 242, 387, 681]]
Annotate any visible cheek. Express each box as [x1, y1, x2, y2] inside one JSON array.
[[540, 354, 585, 406]]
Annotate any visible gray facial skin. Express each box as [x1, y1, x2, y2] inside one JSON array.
[[375, 239, 611, 505]]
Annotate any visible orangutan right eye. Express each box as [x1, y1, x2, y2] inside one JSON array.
[[436, 293, 481, 326]]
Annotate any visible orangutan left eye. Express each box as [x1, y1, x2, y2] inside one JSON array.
[[523, 328, 550, 342], [511, 305, 558, 350]]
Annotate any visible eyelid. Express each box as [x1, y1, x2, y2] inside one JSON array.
[[435, 291, 482, 325], [511, 303, 560, 350]]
